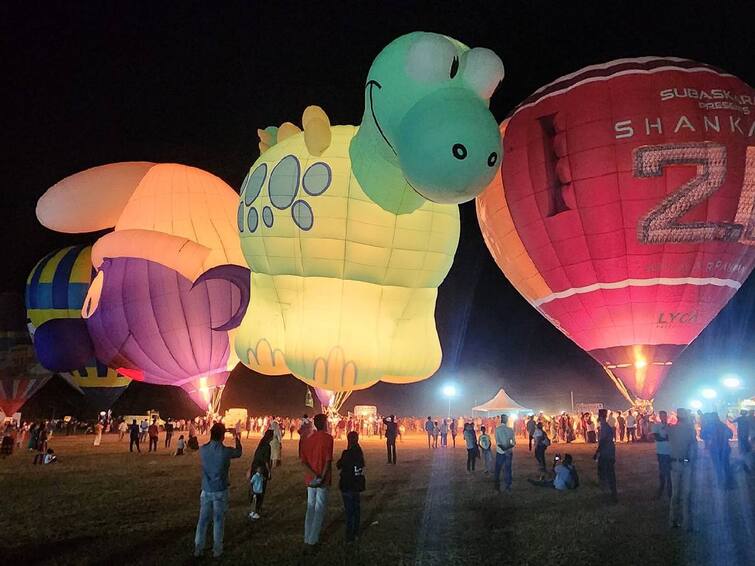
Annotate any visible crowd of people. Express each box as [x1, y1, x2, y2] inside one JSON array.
[[2, 405, 752, 558]]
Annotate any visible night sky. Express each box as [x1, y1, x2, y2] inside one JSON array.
[[4, 2, 755, 418]]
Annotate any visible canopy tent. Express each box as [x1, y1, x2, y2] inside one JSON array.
[[472, 388, 529, 413]]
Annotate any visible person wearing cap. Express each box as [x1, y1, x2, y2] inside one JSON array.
[[667, 408, 697, 530]]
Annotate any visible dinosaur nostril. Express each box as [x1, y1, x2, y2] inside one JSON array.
[[452, 143, 467, 160], [488, 152, 498, 167]]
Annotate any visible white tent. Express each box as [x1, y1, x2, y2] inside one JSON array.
[[472, 388, 529, 413]]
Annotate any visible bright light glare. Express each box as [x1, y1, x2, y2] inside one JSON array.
[[442, 384, 457, 398], [634, 359, 647, 369], [701, 388, 717, 399], [722, 375, 741, 389], [689, 399, 703, 410]]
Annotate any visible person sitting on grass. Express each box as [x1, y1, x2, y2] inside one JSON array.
[[175, 435, 186, 456], [528, 454, 578, 490], [33, 447, 57, 465]]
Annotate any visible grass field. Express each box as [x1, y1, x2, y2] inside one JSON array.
[[1, 432, 752, 565]]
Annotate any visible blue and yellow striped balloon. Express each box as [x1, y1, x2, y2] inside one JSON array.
[[25, 245, 130, 407]]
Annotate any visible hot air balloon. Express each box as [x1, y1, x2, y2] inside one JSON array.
[[26, 245, 131, 408], [0, 293, 52, 416], [35, 163, 250, 413], [477, 57, 755, 405], [235, 32, 504, 397]]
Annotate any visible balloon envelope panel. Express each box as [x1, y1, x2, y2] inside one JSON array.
[[84, 257, 241, 388], [478, 57, 755, 400]]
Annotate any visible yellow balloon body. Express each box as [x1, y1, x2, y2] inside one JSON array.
[[235, 126, 460, 391]]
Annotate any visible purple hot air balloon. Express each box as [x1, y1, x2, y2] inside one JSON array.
[[78, 258, 250, 411]]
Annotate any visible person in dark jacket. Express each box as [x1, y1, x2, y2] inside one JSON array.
[[595, 409, 617, 503], [336, 431, 365, 542], [383, 415, 398, 464], [248, 429, 273, 519], [128, 419, 140, 453]]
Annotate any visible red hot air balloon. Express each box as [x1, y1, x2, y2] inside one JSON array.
[[477, 57, 755, 404]]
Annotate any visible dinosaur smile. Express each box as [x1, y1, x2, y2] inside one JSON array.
[[366, 80, 396, 155]]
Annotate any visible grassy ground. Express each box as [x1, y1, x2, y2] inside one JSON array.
[[1, 432, 752, 565]]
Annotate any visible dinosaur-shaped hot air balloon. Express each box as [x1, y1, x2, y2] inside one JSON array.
[[235, 32, 504, 393]]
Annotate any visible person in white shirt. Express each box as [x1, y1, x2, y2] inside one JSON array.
[[626, 411, 637, 443], [494, 414, 515, 492], [652, 411, 672, 498]]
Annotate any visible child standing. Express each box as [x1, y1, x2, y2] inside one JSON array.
[[249, 466, 266, 520], [478, 425, 493, 473]]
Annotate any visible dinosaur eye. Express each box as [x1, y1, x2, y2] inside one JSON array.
[[462, 47, 505, 100], [406, 33, 458, 83], [82, 270, 104, 319]]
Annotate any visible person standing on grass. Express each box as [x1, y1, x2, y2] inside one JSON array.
[[165, 418, 174, 448], [298, 414, 313, 456], [248, 429, 273, 520], [148, 417, 159, 452], [424, 417, 434, 448], [533, 422, 550, 480], [463, 422, 478, 472], [626, 410, 637, 443], [652, 411, 672, 498], [301, 413, 334, 549], [93, 421, 103, 447], [194, 423, 242, 558], [494, 414, 515, 492], [617, 411, 626, 443], [668, 408, 697, 530], [271, 419, 283, 467], [139, 418, 149, 443], [383, 415, 398, 464], [450, 418, 458, 448], [526, 415, 536, 451], [118, 420, 127, 441], [703, 412, 733, 489], [337, 431, 365, 543], [730, 410, 751, 470], [129, 419, 140, 453], [478, 425, 493, 473], [595, 408, 617, 503], [440, 418, 448, 448]]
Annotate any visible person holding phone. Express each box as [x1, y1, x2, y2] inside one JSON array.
[[194, 423, 242, 558]]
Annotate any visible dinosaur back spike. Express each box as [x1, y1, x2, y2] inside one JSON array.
[[277, 122, 302, 143], [302, 106, 332, 156]]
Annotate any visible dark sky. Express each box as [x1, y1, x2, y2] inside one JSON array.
[[4, 2, 755, 417]]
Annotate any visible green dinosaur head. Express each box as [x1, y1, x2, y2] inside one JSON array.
[[356, 32, 503, 205]]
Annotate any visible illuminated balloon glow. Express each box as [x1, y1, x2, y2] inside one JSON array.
[[235, 32, 504, 392], [478, 57, 755, 403], [35, 163, 249, 411], [25, 245, 131, 408]]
